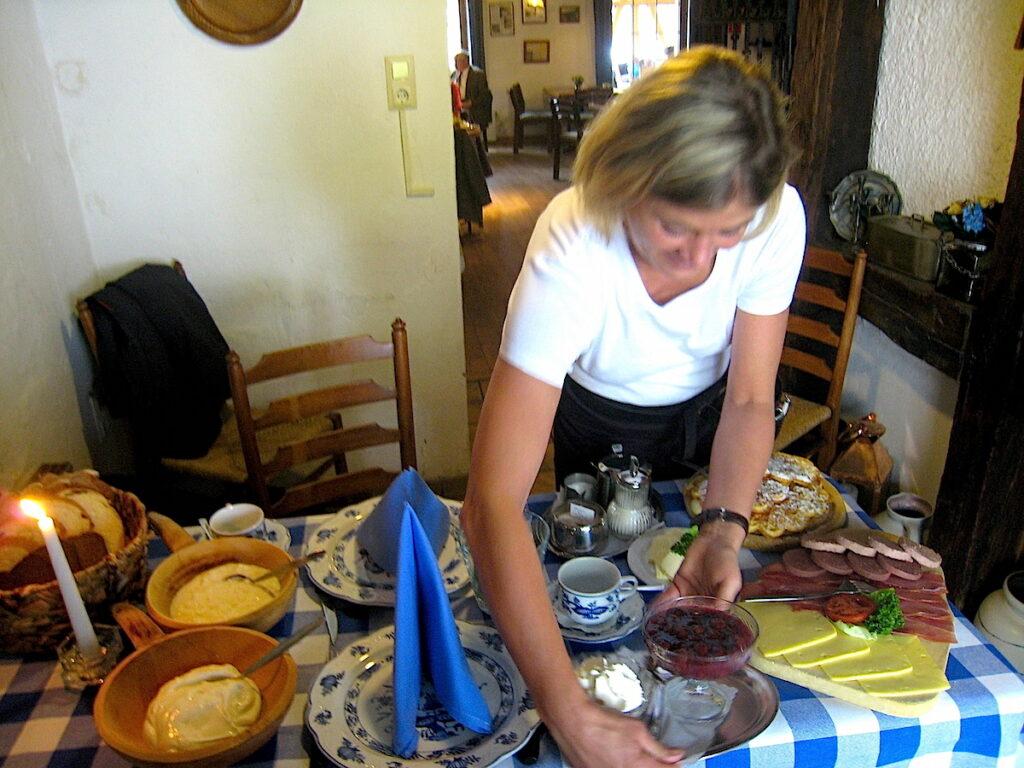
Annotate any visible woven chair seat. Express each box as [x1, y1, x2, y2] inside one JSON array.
[[162, 411, 335, 483], [773, 394, 832, 453]]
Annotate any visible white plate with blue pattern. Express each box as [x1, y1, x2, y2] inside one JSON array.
[[548, 581, 644, 644], [305, 496, 469, 606], [192, 519, 291, 550], [307, 621, 541, 768]]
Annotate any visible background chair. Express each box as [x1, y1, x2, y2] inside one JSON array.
[[218, 318, 416, 518], [509, 82, 551, 154], [773, 247, 867, 471], [551, 95, 585, 181]]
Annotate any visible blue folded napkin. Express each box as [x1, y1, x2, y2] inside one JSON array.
[[356, 468, 449, 572], [355, 469, 492, 757]]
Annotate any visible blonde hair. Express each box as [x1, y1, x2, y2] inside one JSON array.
[[574, 46, 797, 239]]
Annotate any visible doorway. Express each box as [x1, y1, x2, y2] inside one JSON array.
[[611, 0, 681, 89]]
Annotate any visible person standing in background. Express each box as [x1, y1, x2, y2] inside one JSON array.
[[452, 51, 493, 149]]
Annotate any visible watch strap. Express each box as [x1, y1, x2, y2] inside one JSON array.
[[694, 507, 750, 535]]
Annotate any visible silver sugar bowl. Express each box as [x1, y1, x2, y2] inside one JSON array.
[[549, 498, 608, 556]]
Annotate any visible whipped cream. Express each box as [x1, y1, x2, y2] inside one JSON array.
[[576, 657, 645, 713], [144, 664, 262, 751]]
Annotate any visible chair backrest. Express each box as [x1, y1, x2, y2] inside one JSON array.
[[779, 246, 867, 468], [509, 82, 526, 116], [550, 95, 584, 137], [229, 318, 416, 517]]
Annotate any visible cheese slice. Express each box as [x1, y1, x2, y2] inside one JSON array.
[[741, 602, 838, 657], [858, 634, 951, 697], [822, 635, 913, 681], [784, 631, 871, 668]]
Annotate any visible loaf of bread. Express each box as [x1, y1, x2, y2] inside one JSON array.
[[0, 471, 126, 590]]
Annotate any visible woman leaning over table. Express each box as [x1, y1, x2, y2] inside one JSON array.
[[460, 46, 804, 767]]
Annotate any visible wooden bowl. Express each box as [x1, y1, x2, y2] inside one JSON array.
[[145, 513, 296, 633], [94, 606, 297, 768]]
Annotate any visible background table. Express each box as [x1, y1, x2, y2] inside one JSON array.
[[2, 480, 1023, 767]]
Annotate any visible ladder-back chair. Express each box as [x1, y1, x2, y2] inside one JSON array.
[[773, 247, 867, 471]]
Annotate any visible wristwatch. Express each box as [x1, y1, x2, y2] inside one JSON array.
[[693, 507, 750, 535]]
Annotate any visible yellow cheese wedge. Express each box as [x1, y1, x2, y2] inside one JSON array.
[[822, 635, 913, 681], [740, 602, 838, 657], [784, 631, 871, 668], [858, 634, 951, 697]]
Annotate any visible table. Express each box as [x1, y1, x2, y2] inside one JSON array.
[[2, 481, 1023, 767]]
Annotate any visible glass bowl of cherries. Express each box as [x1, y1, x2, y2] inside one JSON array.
[[642, 596, 758, 680]]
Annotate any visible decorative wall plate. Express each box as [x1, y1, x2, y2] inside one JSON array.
[[177, 0, 302, 45]]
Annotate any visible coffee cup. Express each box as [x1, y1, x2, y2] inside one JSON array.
[[884, 492, 933, 544], [558, 557, 638, 626], [209, 503, 267, 539]]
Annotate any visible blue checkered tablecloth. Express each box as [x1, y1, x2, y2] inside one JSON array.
[[2, 481, 1023, 768]]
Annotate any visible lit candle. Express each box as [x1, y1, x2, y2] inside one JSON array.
[[20, 499, 102, 662]]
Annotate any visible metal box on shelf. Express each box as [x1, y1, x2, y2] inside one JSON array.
[[865, 215, 944, 282]]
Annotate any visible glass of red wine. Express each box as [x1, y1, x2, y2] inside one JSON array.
[[642, 596, 759, 732]]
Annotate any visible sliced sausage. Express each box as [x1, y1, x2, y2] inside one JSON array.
[[810, 548, 853, 575], [866, 530, 913, 561], [878, 553, 923, 580], [835, 530, 876, 557], [846, 551, 890, 582], [782, 546, 828, 578], [899, 537, 942, 568], [801, 530, 846, 554]]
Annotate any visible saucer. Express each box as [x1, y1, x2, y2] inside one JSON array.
[[548, 582, 644, 644], [192, 519, 291, 550]]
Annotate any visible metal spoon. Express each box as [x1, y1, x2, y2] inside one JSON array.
[[741, 578, 875, 603], [223, 549, 326, 588], [242, 613, 324, 676]]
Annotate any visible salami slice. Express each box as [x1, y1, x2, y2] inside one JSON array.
[[899, 537, 942, 568], [866, 530, 914, 561], [809, 548, 853, 575], [846, 551, 890, 581], [878, 553, 924, 580], [782, 546, 828, 578], [801, 530, 846, 553]]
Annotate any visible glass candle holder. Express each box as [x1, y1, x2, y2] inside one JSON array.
[[57, 624, 123, 691]]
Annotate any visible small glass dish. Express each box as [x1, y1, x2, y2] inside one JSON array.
[[642, 596, 758, 680]]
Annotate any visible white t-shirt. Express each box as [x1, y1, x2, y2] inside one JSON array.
[[500, 185, 807, 406]]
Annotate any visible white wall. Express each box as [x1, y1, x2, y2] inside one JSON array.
[[847, 0, 1024, 503], [0, 2, 95, 488], [482, 1, 597, 140], [0, 0, 470, 490]]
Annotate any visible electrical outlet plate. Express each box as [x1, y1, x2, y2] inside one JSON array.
[[384, 54, 417, 110]]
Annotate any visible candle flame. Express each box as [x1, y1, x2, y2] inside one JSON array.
[[19, 498, 47, 522]]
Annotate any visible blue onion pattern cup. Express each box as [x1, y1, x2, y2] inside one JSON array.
[[558, 557, 638, 626]]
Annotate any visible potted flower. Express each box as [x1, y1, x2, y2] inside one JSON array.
[[572, 75, 584, 92]]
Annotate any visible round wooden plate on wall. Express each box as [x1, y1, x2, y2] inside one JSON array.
[[177, 0, 303, 45]]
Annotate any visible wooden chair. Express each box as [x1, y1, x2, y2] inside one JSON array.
[[218, 318, 417, 517], [551, 95, 585, 181], [773, 247, 867, 471], [509, 82, 551, 154]]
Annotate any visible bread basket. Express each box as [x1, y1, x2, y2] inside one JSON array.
[[0, 472, 149, 654]]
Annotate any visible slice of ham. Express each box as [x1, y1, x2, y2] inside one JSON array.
[[810, 548, 853, 575], [878, 554, 924, 580], [801, 530, 846, 553], [866, 530, 913, 562], [781, 547, 828, 578], [846, 551, 890, 581], [835, 531, 876, 556], [898, 614, 957, 644], [899, 537, 942, 568]]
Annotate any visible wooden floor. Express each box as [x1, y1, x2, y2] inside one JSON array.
[[460, 143, 570, 495]]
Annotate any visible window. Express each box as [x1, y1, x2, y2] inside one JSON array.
[[611, 0, 680, 89]]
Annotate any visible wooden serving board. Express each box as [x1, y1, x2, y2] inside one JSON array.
[[683, 471, 848, 552], [748, 637, 950, 718]]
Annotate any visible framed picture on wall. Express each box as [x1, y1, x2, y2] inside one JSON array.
[[489, 2, 514, 36], [559, 5, 580, 23], [522, 0, 546, 24], [523, 39, 550, 63]]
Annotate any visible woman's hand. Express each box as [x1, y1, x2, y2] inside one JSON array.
[[661, 522, 744, 602], [545, 697, 684, 768]]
